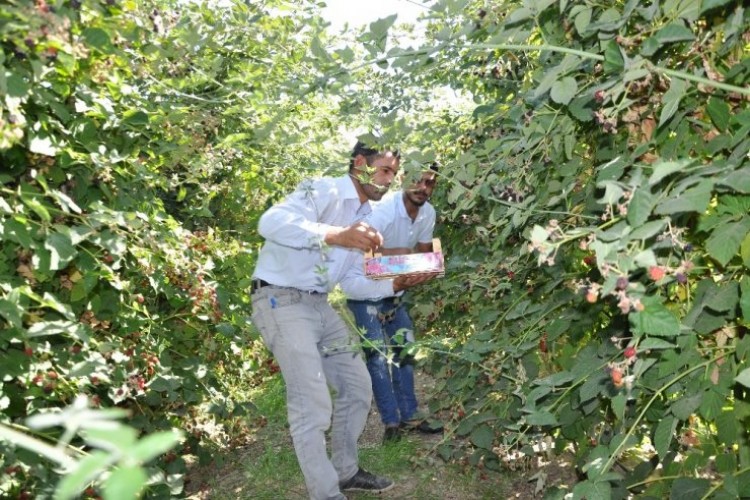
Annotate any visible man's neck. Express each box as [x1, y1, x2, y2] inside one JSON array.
[[349, 173, 369, 204], [402, 192, 420, 221]]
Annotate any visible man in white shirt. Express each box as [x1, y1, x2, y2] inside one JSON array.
[[341, 165, 443, 443], [250, 143, 431, 500]]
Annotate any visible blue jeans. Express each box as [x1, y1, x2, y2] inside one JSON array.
[[252, 286, 370, 500], [346, 297, 418, 427]]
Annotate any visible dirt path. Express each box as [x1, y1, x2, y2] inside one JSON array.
[[184, 371, 578, 499]]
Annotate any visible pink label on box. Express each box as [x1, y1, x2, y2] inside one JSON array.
[[364, 252, 444, 279]]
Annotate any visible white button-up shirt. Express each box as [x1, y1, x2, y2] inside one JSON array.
[[340, 191, 436, 300], [253, 175, 396, 295], [369, 191, 436, 248]]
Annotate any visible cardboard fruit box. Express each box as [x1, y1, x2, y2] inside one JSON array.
[[364, 238, 445, 280]]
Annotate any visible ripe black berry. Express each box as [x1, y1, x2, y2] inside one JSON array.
[[615, 277, 629, 290]]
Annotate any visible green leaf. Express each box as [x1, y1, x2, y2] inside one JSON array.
[[669, 477, 710, 500], [54, 451, 110, 500], [29, 135, 59, 156], [654, 180, 713, 215], [716, 410, 738, 445], [122, 110, 149, 127], [568, 95, 593, 121], [741, 276, 750, 324], [611, 393, 626, 421], [469, 423, 494, 449], [603, 40, 624, 74], [658, 78, 687, 128], [629, 219, 667, 241], [639, 338, 676, 350], [706, 97, 731, 132], [83, 427, 138, 451], [648, 159, 691, 186], [718, 168, 750, 194], [654, 23, 695, 44], [736, 368, 750, 389], [535, 371, 575, 386], [701, 0, 733, 12], [82, 28, 112, 51], [581, 445, 609, 477], [550, 77, 578, 105], [21, 194, 52, 222], [630, 296, 681, 336], [671, 392, 702, 420], [6, 73, 31, 98], [706, 217, 750, 267], [368, 14, 397, 40], [129, 431, 182, 462], [27, 320, 89, 342], [704, 281, 738, 312], [654, 415, 676, 459], [103, 465, 147, 500], [574, 7, 592, 34], [573, 479, 612, 499], [626, 188, 655, 226], [45, 232, 78, 271], [579, 374, 607, 402], [50, 190, 82, 214], [699, 388, 724, 420], [0, 299, 24, 328], [525, 410, 558, 426]]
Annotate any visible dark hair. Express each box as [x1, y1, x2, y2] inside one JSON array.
[[349, 141, 400, 171]]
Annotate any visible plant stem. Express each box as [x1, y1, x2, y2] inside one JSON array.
[[364, 42, 750, 97], [0, 422, 76, 469], [701, 465, 750, 499], [603, 350, 733, 475]]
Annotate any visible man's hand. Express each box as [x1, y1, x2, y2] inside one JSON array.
[[393, 272, 439, 292], [325, 222, 384, 252]]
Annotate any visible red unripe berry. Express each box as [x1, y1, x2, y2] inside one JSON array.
[[648, 266, 665, 281], [24, 347, 34, 356], [624, 346, 636, 358], [539, 333, 548, 353], [611, 368, 624, 388]]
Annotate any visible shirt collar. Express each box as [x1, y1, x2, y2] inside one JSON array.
[[337, 174, 361, 201], [397, 192, 423, 221]]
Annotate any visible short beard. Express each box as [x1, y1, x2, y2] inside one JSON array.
[[406, 192, 427, 206]]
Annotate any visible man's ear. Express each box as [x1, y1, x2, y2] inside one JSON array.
[[353, 154, 367, 170]]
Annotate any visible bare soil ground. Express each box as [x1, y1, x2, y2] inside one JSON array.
[[184, 371, 579, 499]]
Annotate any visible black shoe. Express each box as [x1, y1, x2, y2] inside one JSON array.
[[383, 425, 402, 443], [340, 468, 394, 493], [401, 418, 444, 434]]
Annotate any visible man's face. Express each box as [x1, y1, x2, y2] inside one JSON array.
[[404, 171, 437, 207], [354, 153, 400, 201]]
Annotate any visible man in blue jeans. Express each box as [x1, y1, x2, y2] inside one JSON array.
[[251, 142, 432, 500], [341, 165, 443, 443]]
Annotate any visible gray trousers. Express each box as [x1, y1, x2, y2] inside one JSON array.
[[251, 286, 372, 500]]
